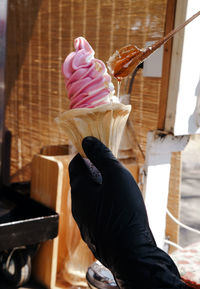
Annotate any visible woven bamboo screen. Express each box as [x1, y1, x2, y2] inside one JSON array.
[[5, 0, 169, 182]]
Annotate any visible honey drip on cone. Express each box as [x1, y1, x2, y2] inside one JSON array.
[[117, 81, 121, 99], [108, 10, 200, 80]]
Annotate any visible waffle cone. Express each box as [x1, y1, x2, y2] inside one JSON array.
[[56, 103, 131, 157]]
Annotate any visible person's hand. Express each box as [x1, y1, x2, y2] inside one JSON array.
[[69, 137, 190, 289]]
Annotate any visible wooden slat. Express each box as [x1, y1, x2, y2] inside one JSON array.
[[31, 155, 63, 288], [166, 152, 181, 253], [158, 0, 177, 129]]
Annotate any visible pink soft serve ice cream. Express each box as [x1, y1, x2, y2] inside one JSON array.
[[62, 37, 118, 109], [56, 37, 131, 157]]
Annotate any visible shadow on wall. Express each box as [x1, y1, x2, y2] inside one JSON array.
[[188, 76, 200, 133], [180, 134, 200, 247]]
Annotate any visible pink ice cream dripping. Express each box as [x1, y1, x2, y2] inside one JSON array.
[[62, 37, 118, 109]]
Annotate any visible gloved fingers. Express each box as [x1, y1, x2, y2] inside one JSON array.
[[69, 153, 96, 187], [69, 153, 86, 178], [69, 152, 103, 184], [82, 137, 122, 177], [69, 154, 97, 220]]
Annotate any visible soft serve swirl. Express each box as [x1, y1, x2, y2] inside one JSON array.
[[62, 37, 118, 109]]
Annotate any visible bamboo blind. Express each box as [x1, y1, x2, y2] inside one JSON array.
[[5, 0, 168, 182]]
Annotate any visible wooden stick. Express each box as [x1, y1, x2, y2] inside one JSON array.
[[146, 10, 200, 55]]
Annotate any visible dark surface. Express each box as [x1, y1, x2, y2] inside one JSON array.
[[0, 185, 59, 250], [0, 184, 59, 288], [0, 278, 47, 289]]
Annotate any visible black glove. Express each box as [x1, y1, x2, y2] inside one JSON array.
[[69, 137, 190, 289]]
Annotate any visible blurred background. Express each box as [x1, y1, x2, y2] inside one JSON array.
[[1, 0, 200, 288]]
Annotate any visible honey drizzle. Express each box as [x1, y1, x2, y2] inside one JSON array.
[[108, 10, 200, 80]]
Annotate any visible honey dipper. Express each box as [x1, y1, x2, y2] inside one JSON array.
[[108, 10, 200, 80]]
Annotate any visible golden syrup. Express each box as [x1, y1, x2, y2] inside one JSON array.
[[108, 11, 200, 80]]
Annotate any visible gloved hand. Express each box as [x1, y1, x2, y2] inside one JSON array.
[[69, 137, 190, 289]]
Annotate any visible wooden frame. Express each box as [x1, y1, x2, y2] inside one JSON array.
[[158, 0, 177, 130], [165, 0, 200, 135]]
